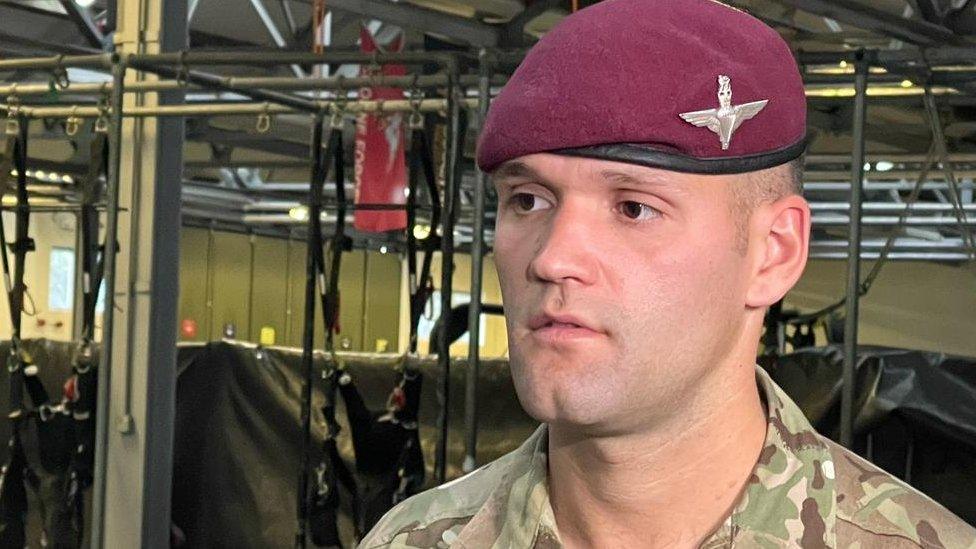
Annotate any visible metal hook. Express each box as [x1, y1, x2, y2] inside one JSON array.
[[255, 102, 272, 134], [94, 94, 110, 134], [51, 55, 70, 91], [176, 50, 190, 87], [5, 94, 21, 136], [408, 75, 425, 130], [65, 105, 81, 136], [330, 82, 348, 129]]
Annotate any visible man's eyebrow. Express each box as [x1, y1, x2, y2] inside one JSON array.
[[599, 169, 672, 188], [490, 161, 537, 183]]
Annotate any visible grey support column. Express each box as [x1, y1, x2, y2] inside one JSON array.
[[463, 49, 491, 474], [92, 0, 187, 546], [840, 51, 869, 449]]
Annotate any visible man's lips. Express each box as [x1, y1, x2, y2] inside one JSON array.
[[527, 313, 602, 334]]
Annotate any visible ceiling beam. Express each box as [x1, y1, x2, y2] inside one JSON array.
[[247, 0, 305, 77], [186, 124, 309, 158], [324, 0, 500, 46], [499, 0, 563, 46], [57, 0, 106, 49], [915, 0, 954, 24], [0, 1, 94, 55], [769, 0, 957, 45]]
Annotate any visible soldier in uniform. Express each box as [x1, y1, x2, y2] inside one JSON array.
[[360, 0, 976, 547]]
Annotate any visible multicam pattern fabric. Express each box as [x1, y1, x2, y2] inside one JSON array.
[[359, 367, 976, 548]]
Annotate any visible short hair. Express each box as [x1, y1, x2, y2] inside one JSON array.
[[730, 157, 804, 253]]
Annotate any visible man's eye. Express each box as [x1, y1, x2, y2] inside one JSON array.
[[617, 201, 659, 221], [511, 193, 552, 213]]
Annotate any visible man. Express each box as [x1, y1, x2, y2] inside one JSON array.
[[360, 0, 976, 547]]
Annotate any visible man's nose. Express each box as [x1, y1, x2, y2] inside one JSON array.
[[527, 202, 599, 285]]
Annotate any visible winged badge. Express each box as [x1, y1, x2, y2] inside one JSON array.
[[679, 75, 768, 150]]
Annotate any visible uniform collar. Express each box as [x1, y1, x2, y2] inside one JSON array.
[[704, 367, 837, 547], [455, 366, 837, 548]]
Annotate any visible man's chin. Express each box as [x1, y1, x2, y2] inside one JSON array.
[[514, 382, 612, 427]]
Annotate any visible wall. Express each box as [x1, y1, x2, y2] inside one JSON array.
[[0, 210, 81, 342], [177, 227, 401, 352], [786, 259, 976, 357]]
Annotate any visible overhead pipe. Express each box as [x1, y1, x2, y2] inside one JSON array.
[[805, 181, 976, 192], [808, 202, 976, 212], [0, 74, 506, 97], [812, 215, 976, 226]]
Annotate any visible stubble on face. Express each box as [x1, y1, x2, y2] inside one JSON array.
[[492, 154, 755, 437]]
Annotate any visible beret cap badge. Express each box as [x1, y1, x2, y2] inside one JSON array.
[[679, 75, 769, 151]]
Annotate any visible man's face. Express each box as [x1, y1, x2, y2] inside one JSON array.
[[492, 153, 758, 434]]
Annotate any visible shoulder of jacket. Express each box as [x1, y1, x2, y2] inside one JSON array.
[[824, 437, 976, 548], [359, 447, 530, 548]]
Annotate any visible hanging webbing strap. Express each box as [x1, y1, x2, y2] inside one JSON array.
[[0, 114, 33, 549], [66, 129, 109, 514], [297, 111, 351, 548], [405, 124, 441, 353], [319, 118, 348, 351], [297, 114, 328, 549]]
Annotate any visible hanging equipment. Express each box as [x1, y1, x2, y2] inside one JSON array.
[[297, 100, 355, 548], [63, 112, 111, 546], [0, 108, 40, 549], [336, 364, 424, 538], [405, 91, 441, 353], [313, 102, 360, 548]]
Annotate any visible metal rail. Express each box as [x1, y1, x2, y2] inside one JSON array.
[[841, 53, 868, 449], [0, 74, 507, 97], [89, 58, 125, 549], [463, 49, 490, 474], [0, 99, 477, 119]]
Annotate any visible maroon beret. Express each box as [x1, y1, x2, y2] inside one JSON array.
[[477, 0, 807, 174]]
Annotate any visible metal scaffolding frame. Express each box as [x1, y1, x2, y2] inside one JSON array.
[[1, 39, 974, 543], [0, 46, 481, 542]]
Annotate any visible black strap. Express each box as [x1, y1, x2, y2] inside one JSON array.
[[79, 132, 108, 342], [406, 126, 440, 353], [0, 118, 36, 416], [297, 116, 350, 548], [319, 127, 347, 351], [0, 116, 31, 549], [66, 130, 110, 512]]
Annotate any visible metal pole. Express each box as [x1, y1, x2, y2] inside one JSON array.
[[435, 70, 464, 485], [125, 56, 317, 113], [463, 49, 491, 474], [922, 88, 976, 259], [0, 53, 114, 71], [841, 51, 869, 449], [296, 112, 325, 548], [129, 50, 458, 68], [0, 98, 477, 119], [0, 73, 502, 97], [89, 54, 125, 549]]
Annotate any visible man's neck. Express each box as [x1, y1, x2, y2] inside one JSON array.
[[547, 362, 768, 549]]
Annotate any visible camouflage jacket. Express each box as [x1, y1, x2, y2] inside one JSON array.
[[360, 368, 976, 548]]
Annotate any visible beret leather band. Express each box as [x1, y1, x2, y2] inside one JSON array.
[[556, 137, 808, 175]]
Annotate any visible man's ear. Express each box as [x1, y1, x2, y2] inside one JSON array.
[[745, 195, 811, 308]]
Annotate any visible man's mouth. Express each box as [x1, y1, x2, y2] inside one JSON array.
[[527, 313, 603, 341]]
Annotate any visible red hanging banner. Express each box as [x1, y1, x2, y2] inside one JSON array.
[[353, 25, 408, 233]]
